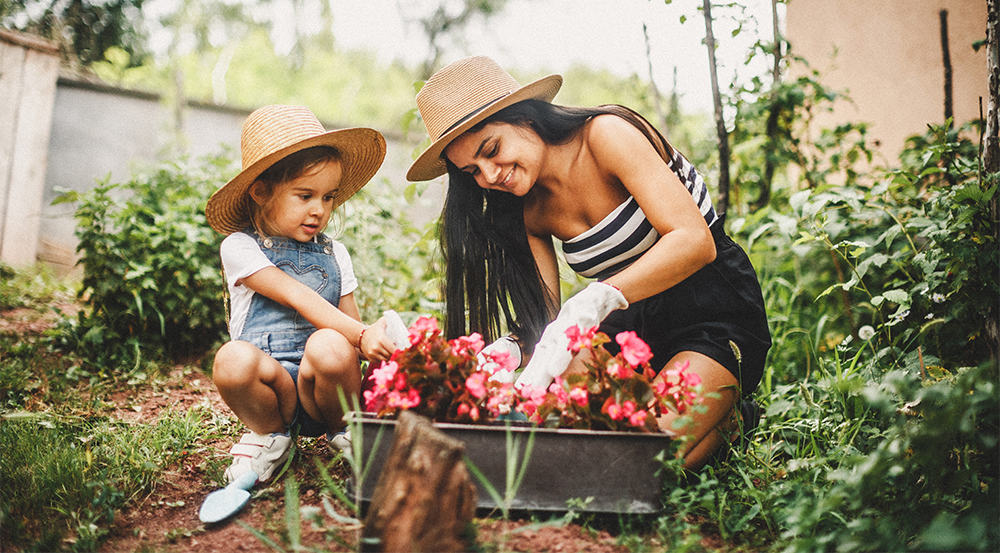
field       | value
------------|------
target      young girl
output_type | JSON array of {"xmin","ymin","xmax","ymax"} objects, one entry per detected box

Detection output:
[
  {"xmin": 407, "ymin": 56, "xmax": 771, "ymax": 470},
  {"xmin": 205, "ymin": 104, "xmax": 399, "ymax": 485}
]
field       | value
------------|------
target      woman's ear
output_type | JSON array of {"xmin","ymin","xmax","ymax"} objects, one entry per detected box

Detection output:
[{"xmin": 249, "ymin": 181, "xmax": 268, "ymax": 206}]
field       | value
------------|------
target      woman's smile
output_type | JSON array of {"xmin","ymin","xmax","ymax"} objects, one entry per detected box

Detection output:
[{"xmin": 444, "ymin": 122, "xmax": 544, "ymax": 196}]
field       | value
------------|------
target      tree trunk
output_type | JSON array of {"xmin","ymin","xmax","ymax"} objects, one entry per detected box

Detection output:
[
  {"xmin": 702, "ymin": 0, "xmax": 731, "ymax": 217},
  {"xmin": 940, "ymin": 10, "xmax": 954, "ymax": 126},
  {"xmin": 754, "ymin": 0, "xmax": 783, "ymax": 210},
  {"xmin": 362, "ymin": 411, "xmax": 476, "ymax": 553},
  {"xmin": 983, "ymin": 0, "xmax": 1000, "ymax": 363},
  {"xmin": 986, "ymin": 0, "xmax": 1000, "ymax": 173}
]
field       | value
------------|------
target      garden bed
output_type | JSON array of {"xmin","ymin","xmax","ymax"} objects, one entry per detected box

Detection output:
[{"xmin": 352, "ymin": 413, "xmax": 675, "ymax": 513}]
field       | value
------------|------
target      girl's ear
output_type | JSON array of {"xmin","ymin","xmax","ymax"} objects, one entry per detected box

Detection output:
[{"xmin": 249, "ymin": 181, "xmax": 268, "ymax": 206}]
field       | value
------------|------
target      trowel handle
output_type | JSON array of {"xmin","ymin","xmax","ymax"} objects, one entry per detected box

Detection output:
[{"xmin": 383, "ymin": 310, "xmax": 410, "ymax": 350}]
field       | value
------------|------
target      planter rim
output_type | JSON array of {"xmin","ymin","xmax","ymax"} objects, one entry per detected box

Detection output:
[{"xmin": 347, "ymin": 411, "xmax": 677, "ymax": 439}]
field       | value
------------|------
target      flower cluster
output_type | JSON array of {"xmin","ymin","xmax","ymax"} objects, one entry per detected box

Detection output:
[
  {"xmin": 363, "ymin": 317, "xmax": 702, "ymax": 433},
  {"xmin": 515, "ymin": 326, "xmax": 701, "ymax": 432},
  {"xmin": 362, "ymin": 316, "xmax": 518, "ymax": 423}
]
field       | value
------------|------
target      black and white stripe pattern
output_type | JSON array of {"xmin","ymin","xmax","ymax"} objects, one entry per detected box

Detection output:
[{"xmin": 562, "ymin": 150, "xmax": 717, "ymax": 280}]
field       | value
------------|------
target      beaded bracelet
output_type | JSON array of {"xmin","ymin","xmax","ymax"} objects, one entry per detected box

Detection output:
[{"xmin": 357, "ymin": 325, "xmax": 370, "ymax": 348}]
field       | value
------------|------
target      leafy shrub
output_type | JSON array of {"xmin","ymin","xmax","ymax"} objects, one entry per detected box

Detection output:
[
  {"xmin": 53, "ymin": 154, "xmax": 236, "ymax": 371},
  {"xmin": 337, "ymin": 176, "xmax": 442, "ymax": 322}
]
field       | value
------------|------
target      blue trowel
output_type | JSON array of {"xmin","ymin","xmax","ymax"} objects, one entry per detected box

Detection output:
[{"xmin": 198, "ymin": 470, "xmax": 258, "ymax": 523}]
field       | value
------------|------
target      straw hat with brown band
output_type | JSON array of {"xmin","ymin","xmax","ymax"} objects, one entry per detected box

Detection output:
[
  {"xmin": 406, "ymin": 56, "xmax": 562, "ymax": 182},
  {"xmin": 206, "ymin": 104, "xmax": 386, "ymax": 235}
]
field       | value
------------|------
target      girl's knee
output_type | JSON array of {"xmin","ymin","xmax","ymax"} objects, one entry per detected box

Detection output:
[
  {"xmin": 303, "ymin": 329, "xmax": 358, "ymax": 375},
  {"xmin": 212, "ymin": 341, "xmax": 273, "ymax": 387}
]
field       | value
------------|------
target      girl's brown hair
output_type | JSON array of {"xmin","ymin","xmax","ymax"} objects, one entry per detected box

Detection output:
[{"xmin": 249, "ymin": 146, "xmax": 341, "ymax": 236}]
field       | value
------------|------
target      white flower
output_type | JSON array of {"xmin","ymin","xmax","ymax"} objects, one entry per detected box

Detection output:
[
  {"xmin": 931, "ymin": 293, "xmax": 945, "ymax": 304},
  {"xmin": 858, "ymin": 325, "xmax": 876, "ymax": 340},
  {"xmin": 889, "ymin": 309, "xmax": 911, "ymax": 325}
]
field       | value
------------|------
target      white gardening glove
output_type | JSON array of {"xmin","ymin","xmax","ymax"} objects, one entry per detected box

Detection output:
[
  {"xmin": 476, "ymin": 336, "xmax": 522, "ymax": 383},
  {"xmin": 515, "ymin": 281, "xmax": 628, "ymax": 391},
  {"xmin": 383, "ymin": 310, "xmax": 411, "ymax": 350}
]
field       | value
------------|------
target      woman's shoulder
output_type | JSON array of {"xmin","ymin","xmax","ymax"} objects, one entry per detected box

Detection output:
[{"xmin": 584, "ymin": 111, "xmax": 649, "ymax": 146}]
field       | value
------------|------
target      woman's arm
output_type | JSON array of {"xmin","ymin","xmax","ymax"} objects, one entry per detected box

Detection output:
[
  {"xmin": 527, "ymin": 231, "xmax": 561, "ymax": 320},
  {"xmin": 585, "ymin": 114, "xmax": 716, "ymax": 303}
]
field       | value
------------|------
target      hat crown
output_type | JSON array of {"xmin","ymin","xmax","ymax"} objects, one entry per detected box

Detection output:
[
  {"xmin": 416, "ymin": 56, "xmax": 521, "ymax": 141},
  {"xmin": 240, "ymin": 105, "xmax": 327, "ymax": 170}
]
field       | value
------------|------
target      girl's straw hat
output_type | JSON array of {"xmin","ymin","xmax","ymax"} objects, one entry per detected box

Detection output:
[
  {"xmin": 406, "ymin": 56, "xmax": 562, "ymax": 181},
  {"xmin": 206, "ymin": 104, "xmax": 386, "ymax": 234}
]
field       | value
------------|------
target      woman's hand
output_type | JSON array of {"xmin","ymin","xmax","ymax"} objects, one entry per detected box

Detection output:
[{"xmin": 515, "ymin": 281, "xmax": 627, "ymax": 391}]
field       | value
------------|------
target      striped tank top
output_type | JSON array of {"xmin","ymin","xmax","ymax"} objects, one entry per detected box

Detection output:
[{"xmin": 562, "ymin": 149, "xmax": 718, "ymax": 280}]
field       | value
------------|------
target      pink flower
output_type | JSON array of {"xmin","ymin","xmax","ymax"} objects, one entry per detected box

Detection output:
[
  {"xmin": 565, "ymin": 325, "xmax": 598, "ymax": 353},
  {"xmin": 568, "ymin": 386, "xmax": 588, "ymax": 407},
  {"xmin": 486, "ymin": 383, "xmax": 515, "ymax": 416},
  {"xmin": 465, "ymin": 371, "xmax": 488, "ymax": 399},
  {"xmin": 603, "ymin": 398, "xmax": 624, "ymax": 420},
  {"xmin": 548, "ymin": 377, "xmax": 569, "ymax": 406},
  {"xmin": 628, "ymin": 409, "xmax": 648, "ymax": 428},
  {"xmin": 606, "ymin": 358, "xmax": 632, "ymax": 379},
  {"xmin": 479, "ymin": 348, "xmax": 518, "ymax": 376},
  {"xmin": 456, "ymin": 402, "xmax": 480, "ymax": 421},
  {"xmin": 363, "ymin": 388, "xmax": 386, "ymax": 412},
  {"xmin": 516, "ymin": 385, "xmax": 547, "ymax": 418},
  {"xmin": 621, "ymin": 400, "xmax": 637, "ymax": 418},
  {"xmin": 616, "ymin": 331, "xmax": 653, "ymax": 367},
  {"xmin": 450, "ymin": 332, "xmax": 485, "ymax": 355},
  {"xmin": 387, "ymin": 388, "xmax": 421, "ymax": 409},
  {"xmin": 370, "ymin": 361, "xmax": 399, "ymax": 390},
  {"xmin": 408, "ymin": 316, "xmax": 440, "ymax": 344}
]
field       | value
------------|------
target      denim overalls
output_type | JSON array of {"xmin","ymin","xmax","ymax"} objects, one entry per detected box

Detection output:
[{"xmin": 238, "ymin": 230, "xmax": 342, "ymax": 436}]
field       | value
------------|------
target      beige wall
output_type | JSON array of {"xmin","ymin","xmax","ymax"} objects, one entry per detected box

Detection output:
[
  {"xmin": 0, "ymin": 30, "xmax": 60, "ymax": 267},
  {"xmin": 786, "ymin": 0, "xmax": 987, "ymax": 161}
]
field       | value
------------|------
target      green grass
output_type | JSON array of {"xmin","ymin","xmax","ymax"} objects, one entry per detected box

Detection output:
[{"xmin": 0, "ymin": 408, "xmax": 212, "ymax": 551}]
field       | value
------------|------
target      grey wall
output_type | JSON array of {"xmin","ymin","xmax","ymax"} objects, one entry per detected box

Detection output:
[{"xmin": 39, "ymin": 78, "xmax": 438, "ymax": 269}]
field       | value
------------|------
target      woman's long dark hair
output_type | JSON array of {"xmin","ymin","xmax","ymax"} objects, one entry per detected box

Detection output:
[{"xmin": 440, "ymin": 100, "xmax": 676, "ymax": 349}]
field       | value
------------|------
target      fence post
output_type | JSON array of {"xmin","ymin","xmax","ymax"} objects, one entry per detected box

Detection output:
[{"xmin": 0, "ymin": 29, "xmax": 59, "ymax": 267}]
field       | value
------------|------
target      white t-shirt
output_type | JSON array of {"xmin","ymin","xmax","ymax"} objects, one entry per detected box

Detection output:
[{"xmin": 220, "ymin": 232, "xmax": 358, "ymax": 339}]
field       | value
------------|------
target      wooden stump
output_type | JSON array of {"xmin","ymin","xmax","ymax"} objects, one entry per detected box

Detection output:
[{"xmin": 362, "ymin": 411, "xmax": 477, "ymax": 552}]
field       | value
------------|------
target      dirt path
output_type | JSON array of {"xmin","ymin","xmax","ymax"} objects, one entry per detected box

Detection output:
[{"xmin": 95, "ymin": 367, "xmax": 629, "ymax": 553}]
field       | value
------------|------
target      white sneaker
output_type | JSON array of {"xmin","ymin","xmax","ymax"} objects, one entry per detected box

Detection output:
[
  {"xmin": 224, "ymin": 431, "xmax": 292, "ymax": 485},
  {"xmin": 327, "ymin": 429, "xmax": 352, "ymax": 457}
]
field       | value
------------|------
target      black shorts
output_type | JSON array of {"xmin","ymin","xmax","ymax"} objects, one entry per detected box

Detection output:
[{"xmin": 599, "ymin": 225, "xmax": 771, "ymax": 396}]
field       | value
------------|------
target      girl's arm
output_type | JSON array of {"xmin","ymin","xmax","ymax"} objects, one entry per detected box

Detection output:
[
  {"xmin": 240, "ymin": 267, "xmax": 394, "ymax": 359},
  {"xmin": 586, "ymin": 114, "xmax": 716, "ymax": 303}
]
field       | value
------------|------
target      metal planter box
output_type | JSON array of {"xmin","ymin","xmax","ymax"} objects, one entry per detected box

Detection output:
[{"xmin": 352, "ymin": 414, "xmax": 673, "ymax": 513}]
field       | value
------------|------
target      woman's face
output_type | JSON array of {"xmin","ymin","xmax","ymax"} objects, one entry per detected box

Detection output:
[{"xmin": 444, "ymin": 122, "xmax": 544, "ymax": 196}]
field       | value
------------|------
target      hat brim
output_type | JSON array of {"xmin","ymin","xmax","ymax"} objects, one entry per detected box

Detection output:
[
  {"xmin": 206, "ymin": 128, "xmax": 386, "ymax": 235},
  {"xmin": 406, "ymin": 74, "xmax": 562, "ymax": 182}
]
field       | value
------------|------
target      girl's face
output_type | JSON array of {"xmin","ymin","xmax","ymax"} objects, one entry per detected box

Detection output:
[
  {"xmin": 444, "ymin": 122, "xmax": 544, "ymax": 196},
  {"xmin": 252, "ymin": 159, "xmax": 343, "ymax": 242}
]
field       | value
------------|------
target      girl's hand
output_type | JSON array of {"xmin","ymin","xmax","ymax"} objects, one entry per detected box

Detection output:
[{"xmin": 359, "ymin": 318, "xmax": 400, "ymax": 362}]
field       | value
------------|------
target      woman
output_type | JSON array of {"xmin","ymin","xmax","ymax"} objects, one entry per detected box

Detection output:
[{"xmin": 407, "ymin": 56, "xmax": 771, "ymax": 469}]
